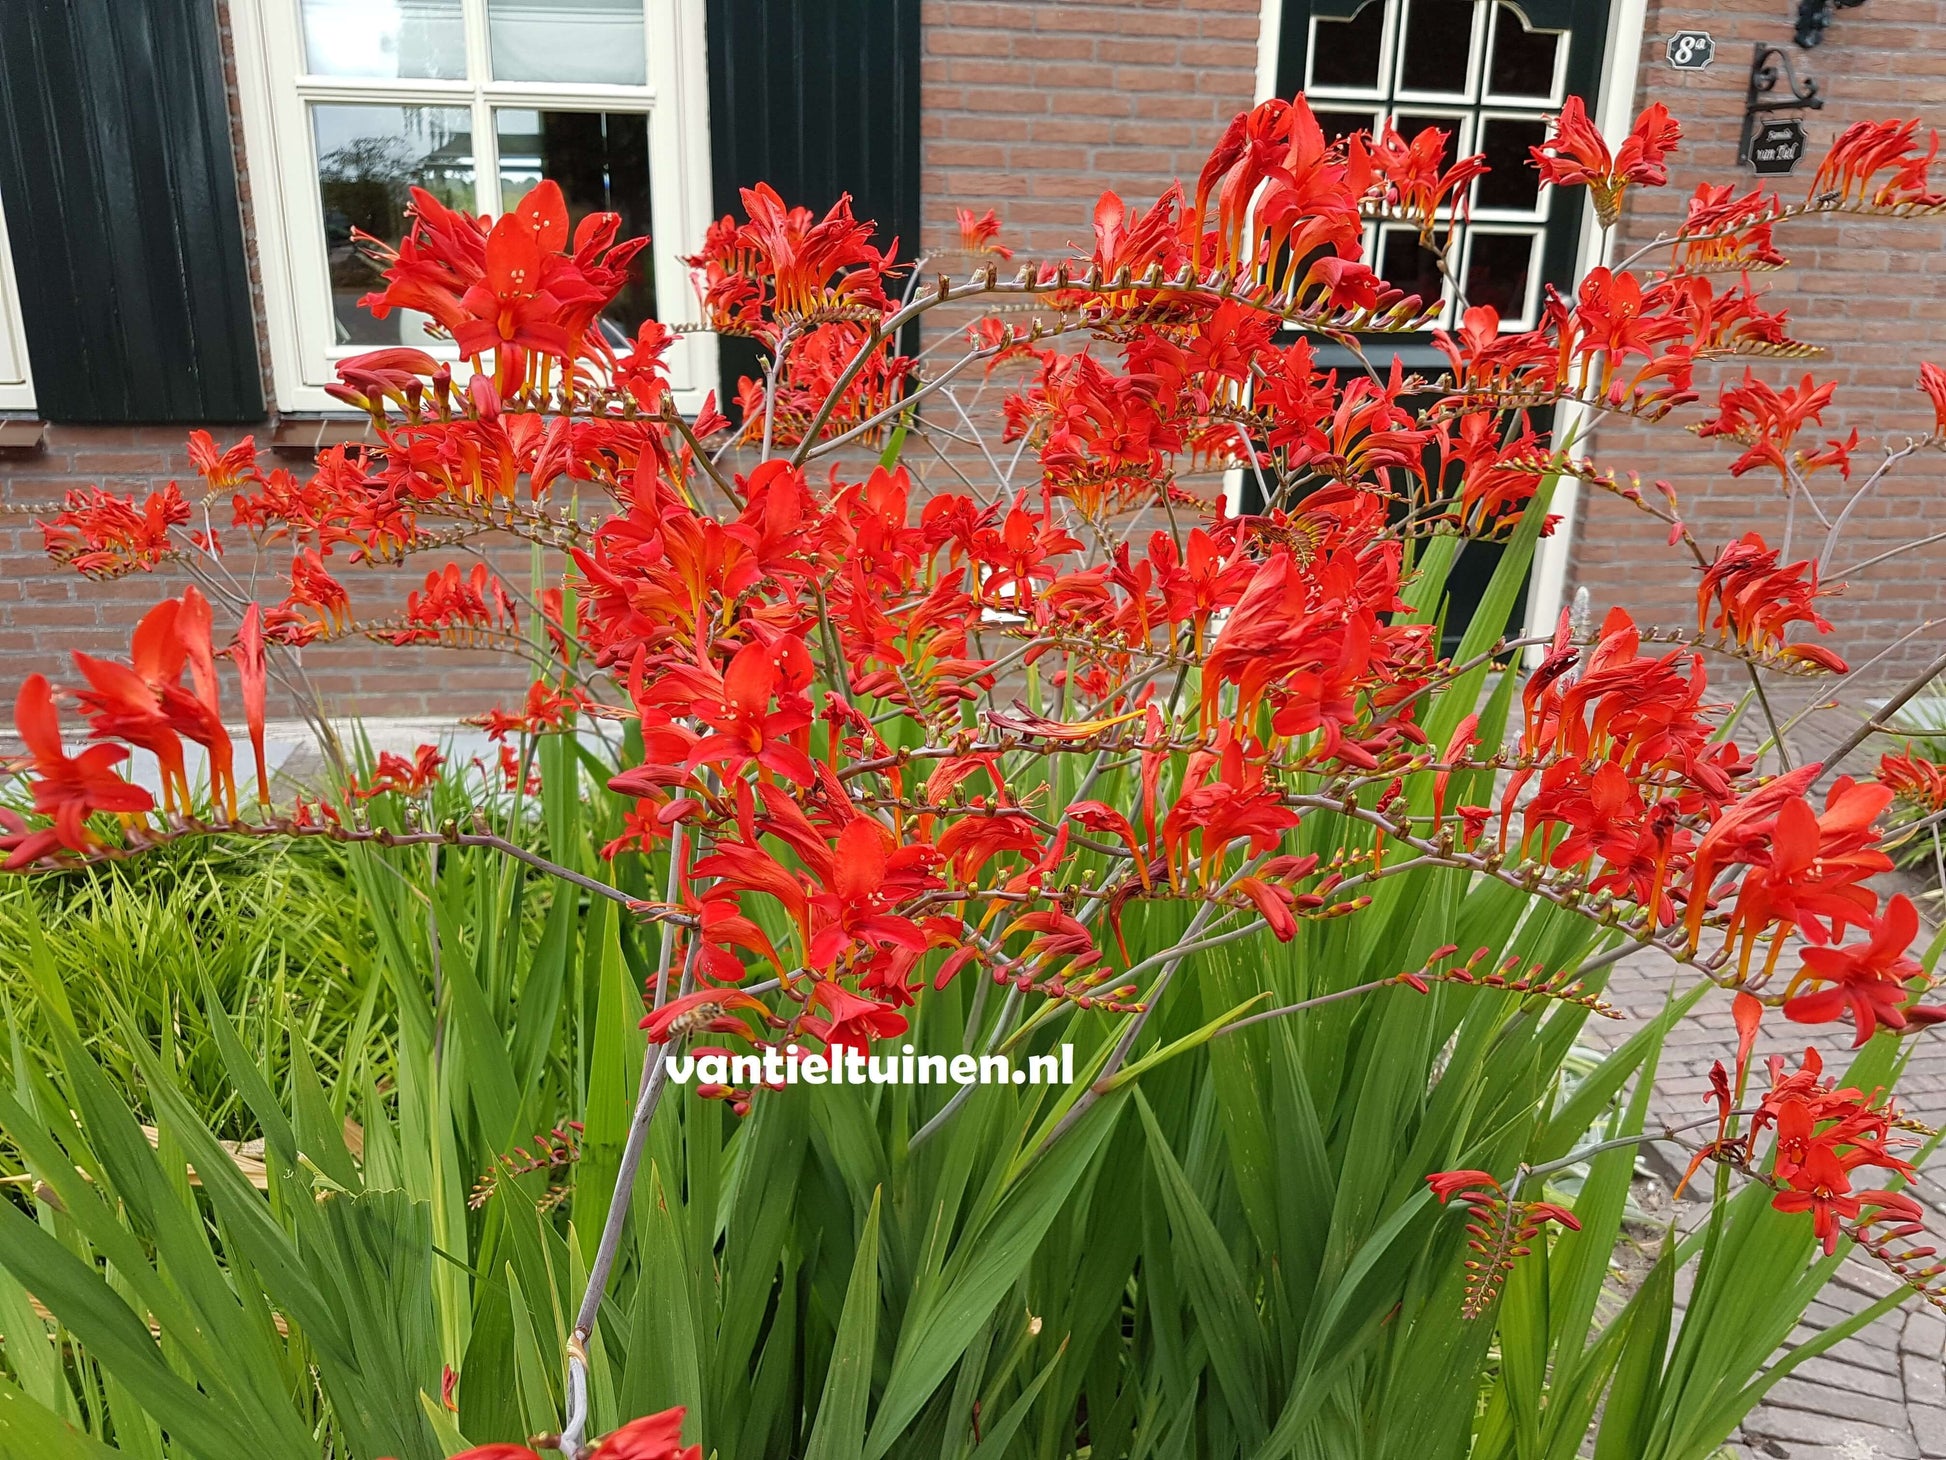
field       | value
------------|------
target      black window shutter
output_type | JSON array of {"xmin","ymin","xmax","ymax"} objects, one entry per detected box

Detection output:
[
  {"xmin": 0, "ymin": 0, "xmax": 263, "ymax": 424},
  {"xmin": 704, "ymin": 0, "xmax": 922, "ymax": 416}
]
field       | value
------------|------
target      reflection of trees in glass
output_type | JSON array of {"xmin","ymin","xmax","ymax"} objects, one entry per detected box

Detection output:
[{"xmin": 318, "ymin": 116, "xmax": 471, "ymax": 296}]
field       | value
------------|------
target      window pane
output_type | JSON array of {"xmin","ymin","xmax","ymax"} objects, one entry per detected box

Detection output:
[
  {"xmin": 497, "ymin": 109, "xmax": 657, "ymax": 336},
  {"xmin": 1314, "ymin": 108, "xmax": 1379, "ymax": 144},
  {"xmin": 1391, "ymin": 112, "xmax": 1467, "ymax": 156},
  {"xmin": 1309, "ymin": 2, "xmax": 1387, "ymax": 91},
  {"xmin": 1464, "ymin": 231, "xmax": 1538, "ymax": 321},
  {"xmin": 1487, "ymin": 4, "xmax": 1560, "ymax": 98},
  {"xmin": 313, "ymin": 105, "xmax": 475, "ymax": 346},
  {"xmin": 1475, "ymin": 116, "xmax": 1547, "ymax": 210},
  {"xmin": 1399, "ymin": 0, "xmax": 1476, "ymax": 95},
  {"xmin": 300, "ymin": 0, "xmax": 466, "ymax": 80},
  {"xmin": 488, "ymin": 0, "xmax": 648, "ymax": 85},
  {"xmin": 1377, "ymin": 226, "xmax": 1444, "ymax": 311}
]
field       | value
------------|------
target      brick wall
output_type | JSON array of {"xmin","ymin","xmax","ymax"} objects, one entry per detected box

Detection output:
[
  {"xmin": 0, "ymin": 426, "xmax": 541, "ymax": 719},
  {"xmin": 918, "ymin": 0, "xmax": 1264, "ymax": 257},
  {"xmin": 1575, "ymin": 0, "xmax": 1946, "ymax": 689}
]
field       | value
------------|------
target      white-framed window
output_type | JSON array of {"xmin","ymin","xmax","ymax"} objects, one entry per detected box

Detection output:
[
  {"xmin": 229, "ymin": 0, "xmax": 717, "ymax": 415},
  {"xmin": 1299, "ymin": 0, "xmax": 1575, "ymax": 331},
  {"xmin": 0, "ymin": 190, "xmax": 34, "ymax": 412}
]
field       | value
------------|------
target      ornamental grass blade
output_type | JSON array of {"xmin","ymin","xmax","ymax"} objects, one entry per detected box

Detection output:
[
  {"xmin": 0, "ymin": 1372, "xmax": 126, "ymax": 1460},
  {"xmin": 1539, "ymin": 1005, "xmax": 1669, "ymax": 1439},
  {"xmin": 0, "ymin": 1195, "xmax": 264, "ymax": 1458},
  {"xmin": 863, "ymin": 1091, "xmax": 1127, "ymax": 1460},
  {"xmin": 965, "ymin": 1334, "xmax": 1067, "ymax": 1460},
  {"xmin": 1591, "ymin": 1236, "xmax": 1676, "ymax": 1460},
  {"xmin": 804, "ymin": 1188, "xmax": 883, "ymax": 1460},
  {"xmin": 1134, "ymin": 1088, "xmax": 1269, "ymax": 1445},
  {"xmin": 0, "ymin": 1264, "xmax": 61, "ymax": 1416},
  {"xmin": 617, "ymin": 1162, "xmax": 705, "ymax": 1432}
]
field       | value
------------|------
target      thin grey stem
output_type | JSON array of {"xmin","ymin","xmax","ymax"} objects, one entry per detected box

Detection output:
[
  {"xmin": 560, "ymin": 940, "xmax": 699, "ymax": 1456},
  {"xmin": 1814, "ymin": 646, "xmax": 1946, "ymax": 788},
  {"xmin": 1215, "ymin": 974, "xmax": 1402, "ymax": 1037},
  {"xmin": 1745, "ymin": 661, "xmax": 1793, "ymax": 774},
  {"xmin": 1836, "ymin": 531, "xmax": 1946, "ymax": 579},
  {"xmin": 1818, "ymin": 443, "xmax": 1919, "ymax": 576},
  {"xmin": 759, "ymin": 328, "xmax": 795, "ymax": 461}
]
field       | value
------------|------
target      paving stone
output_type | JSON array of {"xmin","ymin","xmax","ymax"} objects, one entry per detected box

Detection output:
[
  {"xmin": 1910, "ymin": 1403, "xmax": 1946, "ymax": 1458},
  {"xmin": 1905, "ymin": 1351, "xmax": 1946, "ymax": 1408},
  {"xmin": 1793, "ymin": 1353, "xmax": 1907, "ymax": 1403},
  {"xmin": 1741, "ymin": 1410, "xmax": 1919, "ymax": 1457},
  {"xmin": 1906, "ymin": 1310, "xmax": 1946, "ymax": 1358},
  {"xmin": 1770, "ymin": 1376, "xmax": 1913, "ymax": 1426}
]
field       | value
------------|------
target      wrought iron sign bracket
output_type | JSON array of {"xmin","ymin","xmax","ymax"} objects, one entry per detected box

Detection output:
[{"xmin": 1739, "ymin": 43, "xmax": 1823, "ymax": 165}]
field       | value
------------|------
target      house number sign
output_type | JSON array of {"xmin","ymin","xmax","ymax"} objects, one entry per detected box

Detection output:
[{"xmin": 1666, "ymin": 31, "xmax": 1715, "ymax": 69}]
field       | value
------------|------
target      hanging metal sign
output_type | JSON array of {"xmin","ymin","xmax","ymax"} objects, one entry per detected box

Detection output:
[{"xmin": 1749, "ymin": 118, "xmax": 1809, "ymax": 175}]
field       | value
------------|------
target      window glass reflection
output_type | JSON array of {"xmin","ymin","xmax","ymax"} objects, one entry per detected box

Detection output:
[
  {"xmin": 300, "ymin": 0, "xmax": 466, "ymax": 80},
  {"xmin": 313, "ymin": 104, "xmax": 475, "ymax": 345},
  {"xmin": 488, "ymin": 0, "xmax": 648, "ymax": 85},
  {"xmin": 1464, "ymin": 230, "xmax": 1538, "ymax": 321}
]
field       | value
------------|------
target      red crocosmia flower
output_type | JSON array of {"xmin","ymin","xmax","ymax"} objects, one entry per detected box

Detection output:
[
  {"xmin": 664, "ymin": 637, "xmax": 817, "ymax": 787},
  {"xmin": 1810, "ymin": 118, "xmax": 1946, "ymax": 208},
  {"xmin": 1920, "ymin": 361, "xmax": 1946, "ymax": 438},
  {"xmin": 1732, "ymin": 989, "xmax": 1765, "ymax": 1087},
  {"xmin": 1351, "ymin": 121, "xmax": 1489, "ymax": 243},
  {"xmin": 1531, "ymin": 97, "xmax": 1681, "ymax": 226},
  {"xmin": 640, "ymin": 989, "xmax": 771, "ymax": 1043},
  {"xmin": 231, "ymin": 603, "xmax": 270, "ymax": 805},
  {"xmin": 284, "ymin": 550, "xmax": 353, "ymax": 637},
  {"xmin": 1233, "ymin": 874, "xmax": 1300, "ymax": 941},
  {"xmin": 1770, "ymin": 1142, "xmax": 1869, "ymax": 1255},
  {"xmin": 453, "ymin": 182, "xmax": 584, "ymax": 367},
  {"xmin": 3, "ymin": 674, "xmax": 154, "ymax": 868},
  {"xmin": 429, "ymin": 1406, "xmax": 701, "ymax": 1460},
  {"xmin": 593, "ymin": 1406, "xmax": 704, "ymax": 1460},
  {"xmin": 171, "ymin": 586, "xmax": 239, "ymax": 819},
  {"xmin": 41, "ymin": 483, "xmax": 191, "ymax": 577},
  {"xmin": 1067, "ymin": 800, "xmax": 1151, "ymax": 889},
  {"xmin": 936, "ymin": 811, "xmax": 1044, "ymax": 884},
  {"xmin": 800, "ymin": 979, "xmax": 910, "ymax": 1059},
  {"xmin": 806, "ymin": 816, "xmax": 942, "ymax": 970},
  {"xmin": 1696, "ymin": 532, "xmax": 1843, "ymax": 671},
  {"xmin": 1880, "ymin": 746, "xmax": 1946, "ymax": 812},
  {"xmin": 70, "ymin": 601, "xmax": 192, "ymax": 813},
  {"xmin": 186, "ymin": 429, "xmax": 260, "ymax": 492},
  {"xmin": 1694, "ymin": 370, "xmax": 1842, "ymax": 485},
  {"xmin": 1426, "ymin": 1169, "xmax": 1501, "ymax": 1203},
  {"xmin": 1715, "ymin": 779, "xmax": 1893, "ymax": 973},
  {"xmin": 1426, "ymin": 1167, "xmax": 1581, "ymax": 1316},
  {"xmin": 69, "ymin": 589, "xmax": 236, "ymax": 818},
  {"xmin": 955, "ymin": 206, "xmax": 1012, "ymax": 259},
  {"xmin": 354, "ymin": 744, "xmax": 446, "ymax": 798},
  {"xmin": 1784, "ymin": 893, "xmax": 1938, "ymax": 1045}
]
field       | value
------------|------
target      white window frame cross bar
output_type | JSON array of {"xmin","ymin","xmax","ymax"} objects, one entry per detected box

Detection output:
[{"xmin": 230, "ymin": 0, "xmax": 716, "ymax": 415}]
